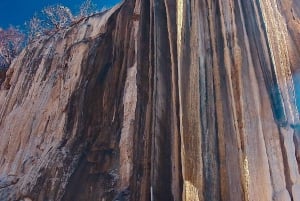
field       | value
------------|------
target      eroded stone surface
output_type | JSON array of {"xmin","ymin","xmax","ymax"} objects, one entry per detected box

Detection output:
[{"xmin": 0, "ymin": 0, "xmax": 300, "ymax": 200}]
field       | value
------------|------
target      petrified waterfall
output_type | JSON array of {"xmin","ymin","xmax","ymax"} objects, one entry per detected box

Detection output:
[{"xmin": 1, "ymin": 0, "xmax": 300, "ymax": 200}]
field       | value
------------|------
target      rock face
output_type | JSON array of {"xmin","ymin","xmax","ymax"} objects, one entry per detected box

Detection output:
[{"xmin": 0, "ymin": 0, "xmax": 300, "ymax": 200}]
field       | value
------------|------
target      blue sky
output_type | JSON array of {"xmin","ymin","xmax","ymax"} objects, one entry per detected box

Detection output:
[{"xmin": 0, "ymin": 0, "xmax": 120, "ymax": 29}]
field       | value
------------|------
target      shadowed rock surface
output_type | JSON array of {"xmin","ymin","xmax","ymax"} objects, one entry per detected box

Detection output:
[{"xmin": 0, "ymin": 0, "xmax": 300, "ymax": 200}]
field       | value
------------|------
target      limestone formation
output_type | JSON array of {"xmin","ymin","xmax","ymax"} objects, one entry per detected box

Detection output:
[{"xmin": 0, "ymin": 0, "xmax": 300, "ymax": 200}]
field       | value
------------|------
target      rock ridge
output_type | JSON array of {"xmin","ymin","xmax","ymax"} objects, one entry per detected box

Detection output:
[{"xmin": 0, "ymin": 0, "xmax": 300, "ymax": 200}]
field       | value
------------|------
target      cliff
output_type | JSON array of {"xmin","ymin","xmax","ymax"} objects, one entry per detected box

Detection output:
[{"xmin": 0, "ymin": 0, "xmax": 300, "ymax": 200}]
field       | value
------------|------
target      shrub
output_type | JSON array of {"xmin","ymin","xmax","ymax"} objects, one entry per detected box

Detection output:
[
  {"xmin": 0, "ymin": 27, "xmax": 25, "ymax": 68},
  {"xmin": 27, "ymin": 5, "xmax": 74, "ymax": 41},
  {"xmin": 79, "ymin": 0, "xmax": 98, "ymax": 17}
]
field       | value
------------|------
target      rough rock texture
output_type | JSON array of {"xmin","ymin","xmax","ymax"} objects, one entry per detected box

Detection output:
[{"xmin": 0, "ymin": 0, "xmax": 300, "ymax": 200}]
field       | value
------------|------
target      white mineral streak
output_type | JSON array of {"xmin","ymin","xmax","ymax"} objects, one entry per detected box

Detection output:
[
  {"xmin": 119, "ymin": 61, "xmax": 137, "ymax": 188},
  {"xmin": 176, "ymin": 0, "xmax": 185, "ymax": 183},
  {"xmin": 119, "ymin": 17, "xmax": 139, "ymax": 188},
  {"xmin": 176, "ymin": 1, "xmax": 193, "ymax": 200}
]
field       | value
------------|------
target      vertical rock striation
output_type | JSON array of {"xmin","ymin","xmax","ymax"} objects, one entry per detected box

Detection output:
[{"xmin": 0, "ymin": 0, "xmax": 300, "ymax": 200}]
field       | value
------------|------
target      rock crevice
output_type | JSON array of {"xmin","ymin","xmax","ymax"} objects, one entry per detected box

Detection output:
[{"xmin": 0, "ymin": 0, "xmax": 300, "ymax": 200}]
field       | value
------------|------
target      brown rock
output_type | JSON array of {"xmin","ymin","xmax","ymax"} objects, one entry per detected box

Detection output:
[{"xmin": 0, "ymin": 0, "xmax": 300, "ymax": 200}]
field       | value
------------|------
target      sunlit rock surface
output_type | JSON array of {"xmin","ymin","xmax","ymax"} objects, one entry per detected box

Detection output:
[{"xmin": 0, "ymin": 0, "xmax": 300, "ymax": 200}]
